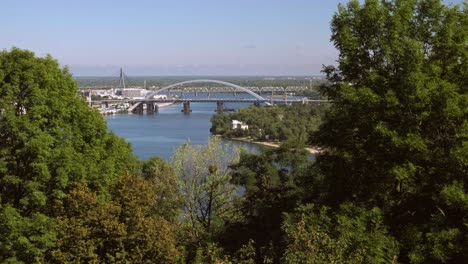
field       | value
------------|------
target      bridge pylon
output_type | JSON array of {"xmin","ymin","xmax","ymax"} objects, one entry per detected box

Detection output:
[
  {"xmin": 146, "ymin": 102, "xmax": 156, "ymax": 114},
  {"xmin": 132, "ymin": 103, "xmax": 144, "ymax": 114},
  {"xmin": 216, "ymin": 101, "xmax": 224, "ymax": 113},
  {"xmin": 181, "ymin": 101, "xmax": 192, "ymax": 114}
]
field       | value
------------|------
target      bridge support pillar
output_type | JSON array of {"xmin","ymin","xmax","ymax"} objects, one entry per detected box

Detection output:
[
  {"xmin": 182, "ymin": 101, "xmax": 191, "ymax": 114},
  {"xmin": 146, "ymin": 102, "xmax": 155, "ymax": 115},
  {"xmin": 216, "ymin": 101, "xmax": 224, "ymax": 113},
  {"xmin": 132, "ymin": 103, "xmax": 144, "ymax": 115}
]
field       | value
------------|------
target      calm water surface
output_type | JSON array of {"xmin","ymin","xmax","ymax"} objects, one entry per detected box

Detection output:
[{"xmin": 106, "ymin": 98, "xmax": 260, "ymax": 160}]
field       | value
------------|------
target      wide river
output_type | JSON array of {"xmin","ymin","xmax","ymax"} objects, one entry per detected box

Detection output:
[{"xmin": 105, "ymin": 94, "xmax": 261, "ymax": 160}]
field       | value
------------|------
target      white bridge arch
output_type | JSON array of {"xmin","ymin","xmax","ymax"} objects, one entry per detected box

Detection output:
[{"xmin": 145, "ymin": 79, "xmax": 268, "ymax": 101}]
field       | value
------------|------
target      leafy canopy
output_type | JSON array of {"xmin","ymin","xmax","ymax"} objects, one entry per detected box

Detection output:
[
  {"xmin": 0, "ymin": 48, "xmax": 135, "ymax": 263},
  {"xmin": 316, "ymin": 0, "xmax": 467, "ymax": 262}
]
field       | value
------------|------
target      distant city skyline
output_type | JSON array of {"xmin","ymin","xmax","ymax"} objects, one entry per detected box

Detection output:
[{"xmin": 1, "ymin": 0, "xmax": 465, "ymax": 76}]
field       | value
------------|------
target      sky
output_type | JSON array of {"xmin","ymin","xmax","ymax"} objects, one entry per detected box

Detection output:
[{"xmin": 1, "ymin": 0, "xmax": 465, "ymax": 76}]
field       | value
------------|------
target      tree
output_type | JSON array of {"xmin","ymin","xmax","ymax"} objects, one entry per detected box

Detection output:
[
  {"xmin": 282, "ymin": 203, "xmax": 399, "ymax": 264},
  {"xmin": 171, "ymin": 136, "xmax": 240, "ymax": 259},
  {"xmin": 210, "ymin": 103, "xmax": 327, "ymax": 143},
  {"xmin": 0, "ymin": 205, "xmax": 56, "ymax": 263},
  {"xmin": 50, "ymin": 175, "xmax": 180, "ymax": 263},
  {"xmin": 142, "ymin": 157, "xmax": 181, "ymax": 221},
  {"xmin": 315, "ymin": 0, "xmax": 467, "ymax": 262},
  {"xmin": 221, "ymin": 145, "xmax": 311, "ymax": 263},
  {"xmin": 0, "ymin": 48, "xmax": 136, "ymax": 262},
  {"xmin": 210, "ymin": 114, "xmax": 231, "ymax": 135}
]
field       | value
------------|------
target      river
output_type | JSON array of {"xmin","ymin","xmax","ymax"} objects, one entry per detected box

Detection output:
[{"xmin": 105, "ymin": 94, "xmax": 261, "ymax": 160}]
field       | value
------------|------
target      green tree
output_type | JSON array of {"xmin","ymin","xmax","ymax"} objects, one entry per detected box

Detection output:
[
  {"xmin": 0, "ymin": 205, "xmax": 56, "ymax": 263},
  {"xmin": 222, "ymin": 145, "xmax": 311, "ymax": 263},
  {"xmin": 316, "ymin": 0, "xmax": 467, "ymax": 262},
  {"xmin": 282, "ymin": 203, "xmax": 399, "ymax": 264},
  {"xmin": 171, "ymin": 137, "xmax": 240, "ymax": 260},
  {"xmin": 50, "ymin": 175, "xmax": 180, "ymax": 263},
  {"xmin": 0, "ymin": 48, "xmax": 135, "ymax": 262},
  {"xmin": 210, "ymin": 103, "xmax": 327, "ymax": 144},
  {"xmin": 210, "ymin": 114, "xmax": 231, "ymax": 135},
  {"xmin": 142, "ymin": 156, "xmax": 181, "ymax": 221}
]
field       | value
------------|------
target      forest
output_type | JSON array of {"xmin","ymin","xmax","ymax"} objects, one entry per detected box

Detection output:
[
  {"xmin": 0, "ymin": 0, "xmax": 466, "ymax": 263},
  {"xmin": 210, "ymin": 103, "xmax": 328, "ymax": 144}
]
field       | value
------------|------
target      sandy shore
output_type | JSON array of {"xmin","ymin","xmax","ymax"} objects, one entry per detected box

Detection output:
[{"xmin": 227, "ymin": 136, "xmax": 322, "ymax": 155}]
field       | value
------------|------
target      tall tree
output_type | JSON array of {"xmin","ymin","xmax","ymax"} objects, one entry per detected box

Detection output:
[
  {"xmin": 0, "ymin": 48, "xmax": 136, "ymax": 262},
  {"xmin": 315, "ymin": 0, "xmax": 467, "ymax": 262},
  {"xmin": 221, "ymin": 145, "xmax": 311, "ymax": 263},
  {"xmin": 171, "ymin": 137, "xmax": 240, "ymax": 259},
  {"xmin": 142, "ymin": 157, "xmax": 181, "ymax": 221}
]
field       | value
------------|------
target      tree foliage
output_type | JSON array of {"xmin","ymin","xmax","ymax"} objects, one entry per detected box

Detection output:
[
  {"xmin": 211, "ymin": 103, "xmax": 327, "ymax": 144},
  {"xmin": 315, "ymin": 0, "xmax": 467, "ymax": 262},
  {"xmin": 171, "ymin": 137, "xmax": 241, "ymax": 260},
  {"xmin": 142, "ymin": 156, "xmax": 181, "ymax": 221},
  {"xmin": 50, "ymin": 175, "xmax": 180, "ymax": 263},
  {"xmin": 282, "ymin": 204, "xmax": 399, "ymax": 264},
  {"xmin": 0, "ymin": 205, "xmax": 55, "ymax": 263},
  {"xmin": 220, "ymin": 146, "xmax": 312, "ymax": 263},
  {"xmin": 0, "ymin": 48, "xmax": 136, "ymax": 262}
]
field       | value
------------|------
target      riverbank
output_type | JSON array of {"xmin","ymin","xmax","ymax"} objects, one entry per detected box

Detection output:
[{"xmin": 226, "ymin": 136, "xmax": 322, "ymax": 155}]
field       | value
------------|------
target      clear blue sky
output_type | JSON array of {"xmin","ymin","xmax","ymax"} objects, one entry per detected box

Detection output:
[{"xmin": 1, "ymin": 0, "xmax": 464, "ymax": 76}]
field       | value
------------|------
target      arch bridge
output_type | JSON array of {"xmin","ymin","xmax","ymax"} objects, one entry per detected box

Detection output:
[
  {"xmin": 129, "ymin": 79, "xmax": 272, "ymax": 113},
  {"xmin": 146, "ymin": 79, "xmax": 268, "ymax": 101}
]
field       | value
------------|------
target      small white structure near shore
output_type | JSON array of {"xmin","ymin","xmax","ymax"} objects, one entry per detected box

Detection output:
[{"xmin": 232, "ymin": 120, "xmax": 248, "ymax": 130}]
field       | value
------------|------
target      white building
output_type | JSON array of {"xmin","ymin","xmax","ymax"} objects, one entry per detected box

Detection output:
[
  {"xmin": 120, "ymin": 88, "xmax": 147, "ymax": 98},
  {"xmin": 150, "ymin": 94, "xmax": 167, "ymax": 99},
  {"xmin": 91, "ymin": 89, "xmax": 114, "ymax": 97},
  {"xmin": 232, "ymin": 120, "xmax": 249, "ymax": 130}
]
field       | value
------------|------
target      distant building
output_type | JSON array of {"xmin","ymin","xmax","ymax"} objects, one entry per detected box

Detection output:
[
  {"xmin": 150, "ymin": 94, "xmax": 167, "ymax": 99},
  {"xmin": 91, "ymin": 89, "xmax": 113, "ymax": 97},
  {"xmin": 119, "ymin": 88, "xmax": 147, "ymax": 98},
  {"xmin": 232, "ymin": 120, "xmax": 249, "ymax": 130}
]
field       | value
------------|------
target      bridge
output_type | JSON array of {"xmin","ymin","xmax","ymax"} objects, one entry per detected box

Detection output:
[
  {"xmin": 98, "ymin": 98, "xmax": 328, "ymax": 104},
  {"xmin": 146, "ymin": 79, "xmax": 270, "ymax": 100},
  {"xmin": 94, "ymin": 79, "xmax": 327, "ymax": 114},
  {"xmin": 97, "ymin": 98, "xmax": 328, "ymax": 114},
  {"xmin": 80, "ymin": 85, "xmax": 312, "ymax": 93}
]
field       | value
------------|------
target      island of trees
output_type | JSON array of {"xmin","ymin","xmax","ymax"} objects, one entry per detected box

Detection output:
[{"xmin": 0, "ymin": 0, "xmax": 466, "ymax": 263}]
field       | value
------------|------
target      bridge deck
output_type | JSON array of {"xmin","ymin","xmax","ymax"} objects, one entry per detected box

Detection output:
[{"xmin": 92, "ymin": 98, "xmax": 329, "ymax": 103}]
